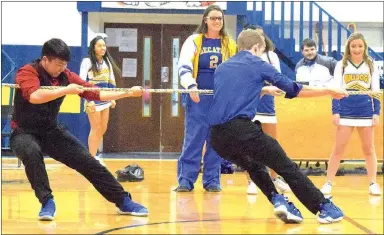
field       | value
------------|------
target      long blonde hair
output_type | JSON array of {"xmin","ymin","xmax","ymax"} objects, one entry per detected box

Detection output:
[{"xmin": 342, "ymin": 32, "xmax": 373, "ymax": 75}]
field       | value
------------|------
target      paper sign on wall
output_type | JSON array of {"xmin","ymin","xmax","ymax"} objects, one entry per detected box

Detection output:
[
  {"xmin": 119, "ymin": 29, "xmax": 137, "ymax": 52},
  {"xmin": 105, "ymin": 28, "xmax": 137, "ymax": 52},
  {"xmin": 122, "ymin": 58, "xmax": 137, "ymax": 78}
]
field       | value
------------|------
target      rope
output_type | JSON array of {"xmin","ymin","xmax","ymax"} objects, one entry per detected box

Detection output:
[
  {"xmin": 0, "ymin": 83, "xmax": 213, "ymax": 94},
  {"xmin": 1, "ymin": 83, "xmax": 383, "ymax": 95}
]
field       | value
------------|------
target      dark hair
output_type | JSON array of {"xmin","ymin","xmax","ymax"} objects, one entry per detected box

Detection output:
[
  {"xmin": 243, "ymin": 24, "xmax": 275, "ymax": 63},
  {"xmin": 88, "ymin": 36, "xmax": 121, "ymax": 79},
  {"xmin": 195, "ymin": 5, "xmax": 231, "ymax": 59},
  {"xmin": 243, "ymin": 24, "xmax": 275, "ymax": 52},
  {"xmin": 243, "ymin": 24, "xmax": 262, "ymax": 31},
  {"xmin": 41, "ymin": 38, "xmax": 71, "ymax": 61},
  {"xmin": 300, "ymin": 38, "xmax": 317, "ymax": 50},
  {"xmin": 195, "ymin": 5, "xmax": 227, "ymax": 36}
]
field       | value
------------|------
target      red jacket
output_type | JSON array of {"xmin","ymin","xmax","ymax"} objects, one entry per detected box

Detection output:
[{"xmin": 12, "ymin": 60, "xmax": 101, "ymax": 130}]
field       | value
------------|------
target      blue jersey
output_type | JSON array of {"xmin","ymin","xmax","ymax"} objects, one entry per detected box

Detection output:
[
  {"xmin": 209, "ymin": 51, "xmax": 303, "ymax": 125},
  {"xmin": 257, "ymin": 51, "xmax": 281, "ymax": 116},
  {"xmin": 196, "ymin": 37, "xmax": 222, "ymax": 90},
  {"xmin": 332, "ymin": 60, "xmax": 381, "ymax": 118}
]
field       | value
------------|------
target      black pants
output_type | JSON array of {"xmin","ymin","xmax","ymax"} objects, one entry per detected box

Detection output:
[
  {"xmin": 210, "ymin": 117, "xmax": 326, "ymax": 214},
  {"xmin": 10, "ymin": 126, "xmax": 129, "ymax": 207}
]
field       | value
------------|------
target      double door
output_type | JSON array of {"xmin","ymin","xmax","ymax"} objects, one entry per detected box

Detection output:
[{"xmin": 103, "ymin": 23, "xmax": 197, "ymax": 152}]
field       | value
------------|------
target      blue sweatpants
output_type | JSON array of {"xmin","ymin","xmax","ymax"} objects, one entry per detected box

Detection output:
[{"xmin": 177, "ymin": 95, "xmax": 221, "ymax": 190}]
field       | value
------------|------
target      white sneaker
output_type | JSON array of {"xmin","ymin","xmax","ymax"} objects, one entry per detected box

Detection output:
[
  {"xmin": 273, "ymin": 177, "xmax": 291, "ymax": 193},
  {"xmin": 321, "ymin": 182, "xmax": 332, "ymax": 195},
  {"xmin": 95, "ymin": 156, "xmax": 106, "ymax": 167},
  {"xmin": 247, "ymin": 181, "xmax": 258, "ymax": 195},
  {"xmin": 369, "ymin": 183, "xmax": 382, "ymax": 196}
]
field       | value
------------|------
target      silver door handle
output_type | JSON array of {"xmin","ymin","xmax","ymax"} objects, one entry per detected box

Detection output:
[{"xmin": 161, "ymin": 67, "xmax": 169, "ymax": 83}]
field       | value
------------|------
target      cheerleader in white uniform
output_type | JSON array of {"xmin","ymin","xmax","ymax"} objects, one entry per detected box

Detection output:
[
  {"xmin": 79, "ymin": 35, "xmax": 121, "ymax": 166},
  {"xmin": 244, "ymin": 25, "xmax": 291, "ymax": 195},
  {"xmin": 321, "ymin": 32, "xmax": 382, "ymax": 196}
]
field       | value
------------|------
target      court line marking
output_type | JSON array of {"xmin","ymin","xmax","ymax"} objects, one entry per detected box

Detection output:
[
  {"xmin": 344, "ymin": 215, "xmax": 377, "ymax": 234},
  {"xmin": 95, "ymin": 219, "xmax": 219, "ymax": 234},
  {"xmin": 95, "ymin": 216, "xmax": 380, "ymax": 235}
]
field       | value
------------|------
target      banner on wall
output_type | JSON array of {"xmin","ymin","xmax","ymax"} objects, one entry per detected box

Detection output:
[{"xmin": 101, "ymin": 2, "xmax": 227, "ymax": 10}]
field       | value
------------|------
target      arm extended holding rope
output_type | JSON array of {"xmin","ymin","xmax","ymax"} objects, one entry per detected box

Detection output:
[{"xmin": 28, "ymin": 84, "xmax": 144, "ymax": 104}]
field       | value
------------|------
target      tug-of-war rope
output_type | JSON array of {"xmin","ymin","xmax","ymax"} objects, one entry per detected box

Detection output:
[
  {"xmin": 1, "ymin": 83, "xmax": 213, "ymax": 94},
  {"xmin": 1, "ymin": 83, "xmax": 383, "ymax": 95}
]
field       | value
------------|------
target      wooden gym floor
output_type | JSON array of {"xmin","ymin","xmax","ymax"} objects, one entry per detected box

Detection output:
[{"xmin": 1, "ymin": 158, "xmax": 383, "ymax": 234}]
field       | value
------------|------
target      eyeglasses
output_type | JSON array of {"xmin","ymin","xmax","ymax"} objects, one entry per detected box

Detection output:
[{"xmin": 206, "ymin": 16, "xmax": 223, "ymax": 21}]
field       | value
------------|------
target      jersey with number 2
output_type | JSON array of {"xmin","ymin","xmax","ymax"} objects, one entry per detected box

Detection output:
[{"xmin": 197, "ymin": 37, "xmax": 222, "ymax": 90}]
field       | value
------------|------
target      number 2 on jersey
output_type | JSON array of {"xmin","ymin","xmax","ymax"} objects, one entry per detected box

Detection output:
[{"xmin": 210, "ymin": 55, "xmax": 218, "ymax": 68}]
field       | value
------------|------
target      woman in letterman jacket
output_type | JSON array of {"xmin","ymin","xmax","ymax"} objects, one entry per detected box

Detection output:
[{"xmin": 175, "ymin": 5, "xmax": 237, "ymax": 192}]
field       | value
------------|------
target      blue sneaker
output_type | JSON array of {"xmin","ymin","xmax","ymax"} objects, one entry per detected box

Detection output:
[
  {"xmin": 317, "ymin": 198, "xmax": 343, "ymax": 224},
  {"xmin": 221, "ymin": 159, "xmax": 234, "ymax": 174},
  {"xmin": 271, "ymin": 193, "xmax": 303, "ymax": 223},
  {"xmin": 117, "ymin": 196, "xmax": 149, "ymax": 217},
  {"xmin": 38, "ymin": 199, "xmax": 56, "ymax": 221}
]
